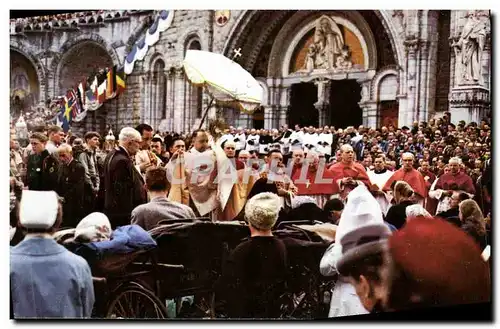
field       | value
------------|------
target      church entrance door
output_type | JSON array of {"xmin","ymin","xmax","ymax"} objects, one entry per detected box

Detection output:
[
  {"xmin": 328, "ymin": 80, "xmax": 362, "ymax": 129},
  {"xmin": 288, "ymin": 82, "xmax": 318, "ymax": 128}
]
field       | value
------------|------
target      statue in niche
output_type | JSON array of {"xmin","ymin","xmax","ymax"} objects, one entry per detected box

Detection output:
[
  {"xmin": 313, "ymin": 16, "xmax": 346, "ymax": 70},
  {"xmin": 452, "ymin": 10, "xmax": 488, "ymax": 85},
  {"xmin": 299, "ymin": 16, "xmax": 353, "ymax": 73}
]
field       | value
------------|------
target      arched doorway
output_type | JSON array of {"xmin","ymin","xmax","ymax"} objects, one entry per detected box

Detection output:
[
  {"xmin": 252, "ymin": 106, "xmax": 264, "ymax": 129},
  {"xmin": 10, "ymin": 50, "xmax": 40, "ymax": 118},
  {"xmin": 58, "ymin": 42, "xmax": 113, "ymax": 95},
  {"xmin": 329, "ymin": 80, "xmax": 362, "ymax": 129},
  {"xmin": 288, "ymin": 82, "xmax": 318, "ymax": 127}
]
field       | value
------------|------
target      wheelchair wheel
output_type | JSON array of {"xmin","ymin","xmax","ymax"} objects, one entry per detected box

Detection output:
[{"xmin": 106, "ymin": 283, "xmax": 168, "ymax": 319}]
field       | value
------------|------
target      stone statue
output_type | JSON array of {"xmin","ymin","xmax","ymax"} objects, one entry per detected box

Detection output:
[
  {"xmin": 313, "ymin": 16, "xmax": 344, "ymax": 70},
  {"xmin": 452, "ymin": 11, "xmax": 487, "ymax": 84},
  {"xmin": 336, "ymin": 46, "xmax": 353, "ymax": 70}
]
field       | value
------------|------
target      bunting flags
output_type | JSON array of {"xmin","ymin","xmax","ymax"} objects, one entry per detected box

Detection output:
[
  {"xmin": 54, "ymin": 10, "xmax": 174, "ymax": 131},
  {"xmin": 124, "ymin": 10, "xmax": 174, "ymax": 75}
]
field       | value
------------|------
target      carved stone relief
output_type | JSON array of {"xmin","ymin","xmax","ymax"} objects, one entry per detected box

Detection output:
[{"xmin": 299, "ymin": 15, "xmax": 353, "ymax": 73}]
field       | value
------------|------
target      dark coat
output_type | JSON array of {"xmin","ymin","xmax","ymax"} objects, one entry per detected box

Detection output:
[
  {"xmin": 384, "ymin": 200, "xmax": 415, "ymax": 230},
  {"xmin": 57, "ymin": 159, "xmax": 86, "ymax": 228},
  {"xmin": 102, "ymin": 147, "xmax": 147, "ymax": 228},
  {"xmin": 26, "ymin": 150, "xmax": 60, "ymax": 192}
]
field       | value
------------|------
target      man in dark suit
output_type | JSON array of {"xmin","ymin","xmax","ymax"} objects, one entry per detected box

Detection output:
[
  {"xmin": 57, "ymin": 144, "xmax": 85, "ymax": 228},
  {"xmin": 26, "ymin": 133, "xmax": 60, "ymax": 192},
  {"xmin": 103, "ymin": 127, "xmax": 147, "ymax": 228}
]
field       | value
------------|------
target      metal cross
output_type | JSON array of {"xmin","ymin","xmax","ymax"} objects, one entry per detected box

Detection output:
[
  {"xmin": 233, "ymin": 47, "xmax": 242, "ymax": 59},
  {"xmin": 306, "ymin": 180, "xmax": 311, "ymax": 188}
]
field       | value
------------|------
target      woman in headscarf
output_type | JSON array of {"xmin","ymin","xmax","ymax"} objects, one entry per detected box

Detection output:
[
  {"xmin": 459, "ymin": 199, "xmax": 488, "ymax": 250},
  {"xmin": 384, "ymin": 181, "xmax": 416, "ymax": 229}
]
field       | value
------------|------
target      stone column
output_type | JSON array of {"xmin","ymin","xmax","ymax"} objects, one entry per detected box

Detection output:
[
  {"xmin": 358, "ymin": 79, "xmax": 378, "ymax": 128},
  {"xmin": 314, "ymin": 79, "xmax": 331, "ymax": 127},
  {"xmin": 278, "ymin": 86, "xmax": 290, "ymax": 128},
  {"xmin": 173, "ymin": 67, "xmax": 185, "ymax": 133},
  {"xmin": 360, "ymin": 102, "xmax": 378, "ymax": 128},
  {"xmin": 418, "ymin": 40, "xmax": 430, "ymax": 122},
  {"xmin": 401, "ymin": 38, "xmax": 419, "ymax": 127},
  {"xmin": 448, "ymin": 10, "xmax": 491, "ymax": 124}
]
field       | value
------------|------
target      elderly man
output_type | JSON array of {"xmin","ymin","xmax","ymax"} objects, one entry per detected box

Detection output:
[
  {"xmin": 10, "ymin": 190, "xmax": 94, "ymax": 318},
  {"xmin": 57, "ymin": 144, "xmax": 86, "ymax": 227},
  {"xmin": 383, "ymin": 153, "xmax": 428, "ymax": 205},
  {"xmin": 328, "ymin": 144, "xmax": 372, "ymax": 200},
  {"xmin": 291, "ymin": 151, "xmax": 338, "ymax": 208},
  {"xmin": 103, "ymin": 127, "xmax": 147, "ymax": 228},
  {"xmin": 223, "ymin": 140, "xmax": 244, "ymax": 170},
  {"xmin": 431, "ymin": 157, "xmax": 476, "ymax": 214},
  {"xmin": 220, "ymin": 192, "xmax": 287, "ymax": 318},
  {"xmin": 290, "ymin": 148, "xmax": 306, "ymax": 177},
  {"xmin": 131, "ymin": 167, "xmax": 195, "ymax": 231},
  {"xmin": 167, "ymin": 129, "xmax": 221, "ymax": 219}
]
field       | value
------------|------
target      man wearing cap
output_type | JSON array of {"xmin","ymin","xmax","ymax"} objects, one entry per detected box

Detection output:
[
  {"xmin": 320, "ymin": 185, "xmax": 390, "ymax": 317},
  {"xmin": 383, "ymin": 153, "xmax": 428, "ymax": 206},
  {"xmin": 10, "ymin": 190, "xmax": 95, "ymax": 318},
  {"xmin": 220, "ymin": 192, "xmax": 287, "ymax": 318}
]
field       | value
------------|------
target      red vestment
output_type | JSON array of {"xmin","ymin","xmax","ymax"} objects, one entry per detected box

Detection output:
[
  {"xmin": 327, "ymin": 161, "xmax": 372, "ymax": 199},
  {"xmin": 291, "ymin": 165, "xmax": 339, "ymax": 195},
  {"xmin": 383, "ymin": 168, "xmax": 428, "ymax": 199},
  {"xmin": 435, "ymin": 171, "xmax": 476, "ymax": 195}
]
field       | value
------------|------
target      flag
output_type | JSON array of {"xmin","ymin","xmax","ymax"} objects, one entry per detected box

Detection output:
[
  {"xmin": 66, "ymin": 89, "xmax": 82, "ymax": 120},
  {"xmin": 97, "ymin": 81, "xmax": 107, "ymax": 104},
  {"xmin": 116, "ymin": 66, "xmax": 126, "ymax": 95},
  {"xmin": 57, "ymin": 99, "xmax": 71, "ymax": 132},
  {"xmin": 77, "ymin": 81, "xmax": 86, "ymax": 109},
  {"xmin": 106, "ymin": 66, "xmax": 116, "ymax": 100}
]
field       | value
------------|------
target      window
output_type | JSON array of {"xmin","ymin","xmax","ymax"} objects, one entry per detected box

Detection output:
[
  {"xmin": 186, "ymin": 38, "xmax": 203, "ymax": 118},
  {"xmin": 152, "ymin": 59, "xmax": 167, "ymax": 120}
]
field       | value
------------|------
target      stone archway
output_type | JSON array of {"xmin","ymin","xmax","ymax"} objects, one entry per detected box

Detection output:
[
  {"xmin": 55, "ymin": 41, "xmax": 114, "ymax": 96},
  {"xmin": 10, "ymin": 50, "xmax": 42, "ymax": 117}
]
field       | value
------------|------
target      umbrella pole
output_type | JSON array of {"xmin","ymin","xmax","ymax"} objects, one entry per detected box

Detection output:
[{"xmin": 198, "ymin": 98, "xmax": 214, "ymax": 130}]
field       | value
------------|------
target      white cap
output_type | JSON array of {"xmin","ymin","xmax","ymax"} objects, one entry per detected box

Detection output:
[
  {"xmin": 19, "ymin": 190, "xmax": 59, "ymax": 229},
  {"xmin": 329, "ymin": 185, "xmax": 389, "ymax": 271}
]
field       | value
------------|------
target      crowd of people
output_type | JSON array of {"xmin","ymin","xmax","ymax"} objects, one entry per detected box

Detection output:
[{"xmin": 9, "ymin": 110, "xmax": 492, "ymax": 319}]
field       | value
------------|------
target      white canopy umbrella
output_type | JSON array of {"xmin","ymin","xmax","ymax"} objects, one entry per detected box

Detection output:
[{"xmin": 183, "ymin": 50, "xmax": 264, "ymax": 128}]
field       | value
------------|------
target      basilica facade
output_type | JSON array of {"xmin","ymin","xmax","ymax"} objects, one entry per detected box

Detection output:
[{"xmin": 10, "ymin": 10, "xmax": 491, "ymax": 135}]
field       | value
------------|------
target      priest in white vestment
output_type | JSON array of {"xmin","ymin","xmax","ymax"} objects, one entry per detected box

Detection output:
[{"xmin": 367, "ymin": 156, "xmax": 394, "ymax": 215}]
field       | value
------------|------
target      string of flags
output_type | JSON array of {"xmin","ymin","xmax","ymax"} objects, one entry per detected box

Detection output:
[{"xmin": 54, "ymin": 10, "xmax": 175, "ymax": 132}]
